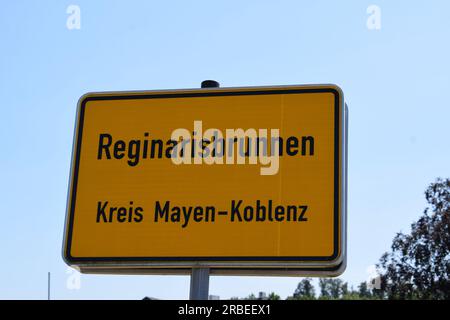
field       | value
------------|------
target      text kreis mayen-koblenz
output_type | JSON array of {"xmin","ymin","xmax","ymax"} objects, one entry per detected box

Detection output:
[{"xmin": 96, "ymin": 200, "xmax": 308, "ymax": 227}]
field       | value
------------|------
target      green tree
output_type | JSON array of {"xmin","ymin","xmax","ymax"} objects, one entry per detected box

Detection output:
[
  {"xmin": 319, "ymin": 278, "xmax": 348, "ymax": 299},
  {"xmin": 341, "ymin": 282, "xmax": 349, "ymax": 296},
  {"xmin": 291, "ymin": 278, "xmax": 316, "ymax": 300},
  {"xmin": 267, "ymin": 292, "xmax": 280, "ymax": 300},
  {"xmin": 243, "ymin": 292, "xmax": 280, "ymax": 300},
  {"xmin": 245, "ymin": 293, "xmax": 256, "ymax": 300},
  {"xmin": 357, "ymin": 282, "xmax": 372, "ymax": 299},
  {"xmin": 377, "ymin": 178, "xmax": 450, "ymax": 299},
  {"xmin": 341, "ymin": 286, "xmax": 365, "ymax": 300}
]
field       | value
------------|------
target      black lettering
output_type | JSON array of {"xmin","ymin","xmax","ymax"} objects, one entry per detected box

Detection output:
[
  {"xmin": 143, "ymin": 132, "xmax": 149, "ymax": 159},
  {"xmin": 150, "ymin": 139, "xmax": 163, "ymax": 158},
  {"xmin": 271, "ymin": 136, "xmax": 282, "ymax": 156},
  {"xmin": 96, "ymin": 201, "xmax": 109, "ymax": 222},
  {"xmin": 286, "ymin": 136, "xmax": 299, "ymax": 156},
  {"xmin": 181, "ymin": 207, "xmax": 192, "ymax": 228},
  {"xmin": 114, "ymin": 140, "xmax": 126, "ymax": 159},
  {"xmin": 231, "ymin": 200, "xmax": 243, "ymax": 221},
  {"xmin": 155, "ymin": 201, "xmax": 169, "ymax": 222},
  {"xmin": 267, "ymin": 200, "xmax": 273, "ymax": 221},
  {"xmin": 243, "ymin": 206, "xmax": 253, "ymax": 221},
  {"xmin": 117, "ymin": 207, "xmax": 127, "ymax": 222},
  {"xmin": 134, "ymin": 206, "xmax": 144, "ymax": 222},
  {"xmin": 298, "ymin": 205, "xmax": 308, "ymax": 221},
  {"xmin": 301, "ymin": 136, "xmax": 314, "ymax": 156},
  {"xmin": 286, "ymin": 205, "xmax": 297, "ymax": 222},
  {"xmin": 97, "ymin": 134, "xmax": 112, "ymax": 159},
  {"xmin": 193, "ymin": 207, "xmax": 203, "ymax": 223},
  {"xmin": 255, "ymin": 200, "xmax": 266, "ymax": 221},
  {"xmin": 205, "ymin": 206, "xmax": 215, "ymax": 222},
  {"xmin": 165, "ymin": 140, "xmax": 177, "ymax": 158},
  {"xmin": 127, "ymin": 140, "xmax": 141, "ymax": 166},
  {"xmin": 109, "ymin": 207, "xmax": 117, "ymax": 221},
  {"xmin": 171, "ymin": 207, "xmax": 181, "ymax": 222},
  {"xmin": 274, "ymin": 205, "xmax": 284, "ymax": 221}
]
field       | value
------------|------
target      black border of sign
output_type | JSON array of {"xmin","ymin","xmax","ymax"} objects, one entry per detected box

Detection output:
[{"xmin": 64, "ymin": 87, "xmax": 341, "ymax": 264}]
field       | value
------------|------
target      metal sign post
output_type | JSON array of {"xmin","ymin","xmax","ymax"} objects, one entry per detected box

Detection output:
[
  {"xmin": 189, "ymin": 268, "xmax": 210, "ymax": 300},
  {"xmin": 48, "ymin": 272, "xmax": 51, "ymax": 300},
  {"xmin": 187, "ymin": 81, "xmax": 219, "ymax": 300}
]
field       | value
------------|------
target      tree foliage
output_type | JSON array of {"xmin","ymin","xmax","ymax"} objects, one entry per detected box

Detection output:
[
  {"xmin": 287, "ymin": 278, "xmax": 377, "ymax": 300},
  {"xmin": 237, "ymin": 178, "xmax": 450, "ymax": 301},
  {"xmin": 292, "ymin": 278, "xmax": 316, "ymax": 300},
  {"xmin": 319, "ymin": 278, "xmax": 345, "ymax": 299},
  {"xmin": 377, "ymin": 178, "xmax": 450, "ymax": 299},
  {"xmin": 267, "ymin": 292, "xmax": 281, "ymax": 300}
]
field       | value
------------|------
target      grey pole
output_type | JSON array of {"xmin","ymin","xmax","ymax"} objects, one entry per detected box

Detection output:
[
  {"xmin": 188, "ymin": 80, "xmax": 220, "ymax": 300},
  {"xmin": 189, "ymin": 268, "xmax": 210, "ymax": 300},
  {"xmin": 48, "ymin": 272, "xmax": 51, "ymax": 300}
]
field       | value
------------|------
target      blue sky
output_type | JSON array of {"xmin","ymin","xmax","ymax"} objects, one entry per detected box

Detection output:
[{"xmin": 0, "ymin": 1, "xmax": 449, "ymax": 299}]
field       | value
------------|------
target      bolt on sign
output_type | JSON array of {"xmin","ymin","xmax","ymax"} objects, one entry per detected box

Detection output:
[{"xmin": 62, "ymin": 84, "xmax": 348, "ymax": 276}]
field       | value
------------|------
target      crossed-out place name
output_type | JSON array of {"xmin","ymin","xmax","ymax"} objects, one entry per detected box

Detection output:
[{"xmin": 96, "ymin": 200, "xmax": 308, "ymax": 227}]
